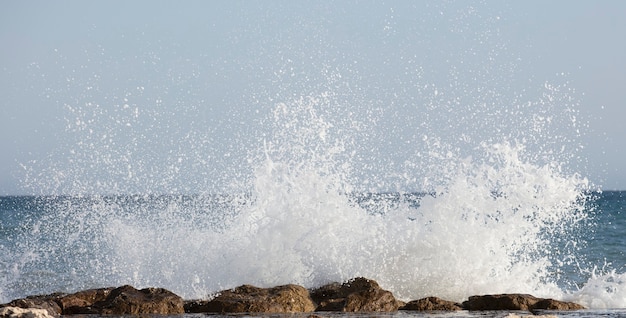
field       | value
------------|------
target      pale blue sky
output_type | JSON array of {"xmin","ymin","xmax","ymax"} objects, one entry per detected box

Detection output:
[{"xmin": 1, "ymin": 1, "xmax": 625, "ymax": 194}]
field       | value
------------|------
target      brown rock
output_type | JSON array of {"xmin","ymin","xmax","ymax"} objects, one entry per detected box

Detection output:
[
  {"xmin": 3, "ymin": 294, "xmax": 63, "ymax": 316},
  {"xmin": 56, "ymin": 287, "xmax": 114, "ymax": 314},
  {"xmin": 462, "ymin": 294, "xmax": 585, "ymax": 311},
  {"xmin": 187, "ymin": 284, "xmax": 316, "ymax": 313},
  {"xmin": 463, "ymin": 294, "xmax": 539, "ymax": 310},
  {"xmin": 93, "ymin": 285, "xmax": 184, "ymax": 315},
  {"xmin": 531, "ymin": 298, "xmax": 585, "ymax": 311},
  {"xmin": 2, "ymin": 286, "xmax": 183, "ymax": 316},
  {"xmin": 310, "ymin": 277, "xmax": 400, "ymax": 312},
  {"xmin": 344, "ymin": 287, "xmax": 398, "ymax": 312},
  {"xmin": 401, "ymin": 297, "xmax": 463, "ymax": 311},
  {"xmin": 309, "ymin": 282, "xmax": 343, "ymax": 304}
]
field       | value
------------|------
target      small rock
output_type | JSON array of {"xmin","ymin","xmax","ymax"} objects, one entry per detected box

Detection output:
[
  {"xmin": 462, "ymin": 294, "xmax": 585, "ymax": 311},
  {"xmin": 56, "ymin": 287, "xmax": 114, "ymax": 314},
  {"xmin": 310, "ymin": 277, "xmax": 400, "ymax": 312},
  {"xmin": 344, "ymin": 287, "xmax": 398, "ymax": 312},
  {"xmin": 401, "ymin": 296, "xmax": 463, "ymax": 311},
  {"xmin": 531, "ymin": 298, "xmax": 585, "ymax": 311},
  {"xmin": 95, "ymin": 285, "xmax": 184, "ymax": 315}
]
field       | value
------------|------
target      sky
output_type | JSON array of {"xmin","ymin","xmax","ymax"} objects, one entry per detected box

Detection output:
[{"xmin": 1, "ymin": 1, "xmax": 625, "ymax": 195}]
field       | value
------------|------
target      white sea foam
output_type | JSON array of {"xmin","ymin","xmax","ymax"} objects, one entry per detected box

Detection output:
[
  {"xmin": 70, "ymin": 96, "xmax": 592, "ymax": 305},
  {"xmin": 7, "ymin": 86, "xmax": 625, "ymax": 309},
  {"xmin": 564, "ymin": 267, "xmax": 626, "ymax": 309}
]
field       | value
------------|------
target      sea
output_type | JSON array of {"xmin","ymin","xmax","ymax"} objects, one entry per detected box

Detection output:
[{"xmin": 1, "ymin": 187, "xmax": 625, "ymax": 314}]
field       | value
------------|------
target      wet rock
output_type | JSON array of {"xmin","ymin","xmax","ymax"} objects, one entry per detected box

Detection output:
[
  {"xmin": 186, "ymin": 284, "xmax": 316, "ymax": 313},
  {"xmin": 462, "ymin": 294, "xmax": 585, "ymax": 311},
  {"xmin": 94, "ymin": 285, "xmax": 184, "ymax": 315},
  {"xmin": 2, "ymin": 294, "xmax": 63, "ymax": 317},
  {"xmin": 310, "ymin": 277, "xmax": 400, "ymax": 312},
  {"xmin": 2, "ymin": 286, "xmax": 183, "ymax": 316},
  {"xmin": 531, "ymin": 298, "xmax": 585, "ymax": 310},
  {"xmin": 55, "ymin": 287, "xmax": 114, "ymax": 314},
  {"xmin": 344, "ymin": 287, "xmax": 399, "ymax": 312},
  {"xmin": 0, "ymin": 306, "xmax": 56, "ymax": 318},
  {"xmin": 401, "ymin": 296, "xmax": 463, "ymax": 311},
  {"xmin": 309, "ymin": 282, "xmax": 343, "ymax": 305},
  {"xmin": 463, "ymin": 294, "xmax": 540, "ymax": 310}
]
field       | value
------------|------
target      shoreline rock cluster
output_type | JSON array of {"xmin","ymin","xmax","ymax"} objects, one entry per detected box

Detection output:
[{"xmin": 1, "ymin": 277, "xmax": 584, "ymax": 317}]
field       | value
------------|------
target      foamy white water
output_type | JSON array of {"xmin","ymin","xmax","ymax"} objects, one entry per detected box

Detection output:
[{"xmin": 6, "ymin": 92, "xmax": 622, "ymax": 310}]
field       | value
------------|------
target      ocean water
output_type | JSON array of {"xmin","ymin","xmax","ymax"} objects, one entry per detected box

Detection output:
[
  {"xmin": 1, "ymin": 183, "xmax": 626, "ymax": 310},
  {"xmin": 0, "ymin": 188, "xmax": 626, "ymax": 315}
]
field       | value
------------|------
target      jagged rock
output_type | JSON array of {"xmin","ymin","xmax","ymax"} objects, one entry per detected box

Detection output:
[
  {"xmin": 94, "ymin": 285, "xmax": 184, "ymax": 315},
  {"xmin": 186, "ymin": 284, "xmax": 316, "ymax": 313},
  {"xmin": 462, "ymin": 294, "xmax": 585, "ymax": 311},
  {"xmin": 56, "ymin": 287, "xmax": 115, "ymax": 314},
  {"xmin": 401, "ymin": 296, "xmax": 463, "ymax": 311},
  {"xmin": 3, "ymin": 294, "xmax": 63, "ymax": 317},
  {"xmin": 310, "ymin": 277, "xmax": 400, "ymax": 312},
  {"xmin": 0, "ymin": 306, "xmax": 56, "ymax": 318}
]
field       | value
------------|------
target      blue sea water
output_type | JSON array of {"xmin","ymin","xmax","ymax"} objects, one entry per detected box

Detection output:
[{"xmin": 586, "ymin": 191, "xmax": 626, "ymax": 269}]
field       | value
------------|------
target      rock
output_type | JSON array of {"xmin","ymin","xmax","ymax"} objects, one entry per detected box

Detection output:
[
  {"xmin": 462, "ymin": 294, "xmax": 585, "ymax": 311},
  {"xmin": 47, "ymin": 285, "xmax": 184, "ymax": 315},
  {"xmin": 531, "ymin": 298, "xmax": 585, "ymax": 310},
  {"xmin": 3, "ymin": 294, "xmax": 63, "ymax": 317},
  {"xmin": 401, "ymin": 297, "xmax": 463, "ymax": 311},
  {"xmin": 463, "ymin": 294, "xmax": 540, "ymax": 311},
  {"xmin": 55, "ymin": 287, "xmax": 114, "ymax": 314},
  {"xmin": 94, "ymin": 285, "xmax": 184, "ymax": 315},
  {"xmin": 187, "ymin": 284, "xmax": 316, "ymax": 313},
  {"xmin": 2, "ymin": 286, "xmax": 184, "ymax": 316},
  {"xmin": 344, "ymin": 287, "xmax": 399, "ymax": 312},
  {"xmin": 0, "ymin": 306, "xmax": 56, "ymax": 318},
  {"xmin": 310, "ymin": 277, "xmax": 400, "ymax": 312},
  {"xmin": 309, "ymin": 282, "xmax": 343, "ymax": 304}
]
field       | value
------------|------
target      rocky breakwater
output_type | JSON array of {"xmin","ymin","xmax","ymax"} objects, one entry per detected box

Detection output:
[
  {"xmin": 1, "ymin": 285, "xmax": 184, "ymax": 317},
  {"xmin": 1, "ymin": 277, "xmax": 585, "ymax": 317}
]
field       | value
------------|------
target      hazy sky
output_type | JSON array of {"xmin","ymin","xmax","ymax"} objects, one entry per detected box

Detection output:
[{"xmin": 1, "ymin": 1, "xmax": 625, "ymax": 195}]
